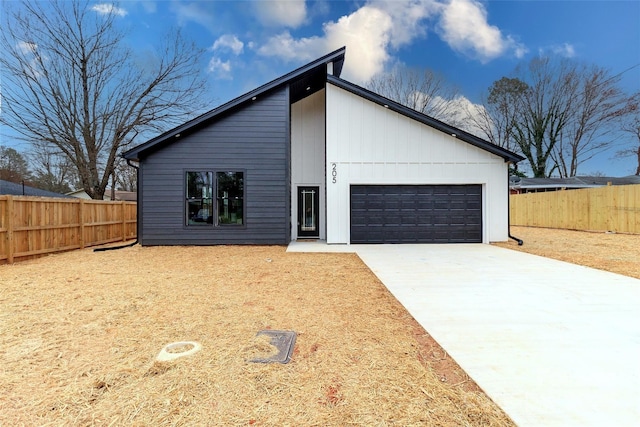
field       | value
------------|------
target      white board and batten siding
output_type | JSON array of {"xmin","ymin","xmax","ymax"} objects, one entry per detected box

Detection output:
[
  {"xmin": 291, "ymin": 90, "xmax": 326, "ymax": 240},
  {"xmin": 325, "ymin": 83, "xmax": 510, "ymax": 244}
]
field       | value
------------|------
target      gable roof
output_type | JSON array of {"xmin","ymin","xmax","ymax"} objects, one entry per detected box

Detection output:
[
  {"xmin": 123, "ymin": 47, "xmax": 523, "ymax": 164},
  {"xmin": 0, "ymin": 179, "xmax": 72, "ymax": 198},
  {"xmin": 123, "ymin": 47, "xmax": 346, "ymax": 161},
  {"xmin": 326, "ymin": 75, "xmax": 523, "ymax": 163}
]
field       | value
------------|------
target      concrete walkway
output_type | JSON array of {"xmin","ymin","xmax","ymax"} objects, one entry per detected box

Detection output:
[{"xmin": 287, "ymin": 242, "xmax": 640, "ymax": 427}]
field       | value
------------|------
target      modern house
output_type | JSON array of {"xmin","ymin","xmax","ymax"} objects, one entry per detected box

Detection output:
[{"xmin": 123, "ymin": 47, "xmax": 523, "ymax": 246}]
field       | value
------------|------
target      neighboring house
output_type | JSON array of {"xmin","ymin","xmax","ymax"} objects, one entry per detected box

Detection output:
[
  {"xmin": 66, "ymin": 189, "xmax": 137, "ymax": 201},
  {"xmin": 0, "ymin": 179, "xmax": 72, "ymax": 198},
  {"xmin": 123, "ymin": 48, "xmax": 523, "ymax": 246},
  {"xmin": 510, "ymin": 176, "xmax": 640, "ymax": 194}
]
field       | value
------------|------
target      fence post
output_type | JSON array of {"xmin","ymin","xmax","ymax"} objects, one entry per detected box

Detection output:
[
  {"xmin": 79, "ymin": 199, "xmax": 85, "ymax": 249},
  {"xmin": 121, "ymin": 201, "xmax": 126, "ymax": 241},
  {"xmin": 7, "ymin": 196, "xmax": 14, "ymax": 264}
]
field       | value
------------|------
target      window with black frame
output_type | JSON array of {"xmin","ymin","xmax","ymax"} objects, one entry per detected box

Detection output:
[
  {"xmin": 186, "ymin": 171, "xmax": 244, "ymax": 226},
  {"xmin": 186, "ymin": 172, "xmax": 213, "ymax": 225},
  {"xmin": 216, "ymin": 171, "xmax": 244, "ymax": 225}
]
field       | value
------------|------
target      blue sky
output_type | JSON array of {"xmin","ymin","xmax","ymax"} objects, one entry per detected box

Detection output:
[{"xmin": 3, "ymin": 0, "xmax": 640, "ymax": 176}]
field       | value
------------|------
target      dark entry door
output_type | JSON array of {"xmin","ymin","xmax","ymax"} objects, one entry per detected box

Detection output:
[
  {"xmin": 350, "ymin": 185, "xmax": 482, "ymax": 244},
  {"xmin": 298, "ymin": 186, "xmax": 320, "ymax": 238}
]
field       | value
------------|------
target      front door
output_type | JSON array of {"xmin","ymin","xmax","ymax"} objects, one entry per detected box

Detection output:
[{"xmin": 298, "ymin": 186, "xmax": 319, "ymax": 238}]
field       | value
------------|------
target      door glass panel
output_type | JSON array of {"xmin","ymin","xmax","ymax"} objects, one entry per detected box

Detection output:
[{"xmin": 301, "ymin": 189, "xmax": 316, "ymax": 232}]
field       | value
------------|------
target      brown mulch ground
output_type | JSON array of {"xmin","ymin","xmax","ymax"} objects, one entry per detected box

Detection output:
[
  {"xmin": 493, "ymin": 226, "xmax": 640, "ymax": 279},
  {"xmin": 0, "ymin": 244, "xmax": 512, "ymax": 426},
  {"xmin": 2, "ymin": 227, "xmax": 636, "ymax": 426}
]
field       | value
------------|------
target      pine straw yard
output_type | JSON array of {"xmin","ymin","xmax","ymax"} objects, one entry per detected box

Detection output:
[
  {"xmin": 493, "ymin": 226, "xmax": 640, "ymax": 279},
  {"xmin": 0, "ymin": 245, "xmax": 512, "ymax": 426}
]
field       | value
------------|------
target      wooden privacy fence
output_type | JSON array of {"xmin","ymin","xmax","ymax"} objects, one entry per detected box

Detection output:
[
  {"xmin": 0, "ymin": 196, "xmax": 137, "ymax": 264},
  {"xmin": 510, "ymin": 184, "xmax": 640, "ymax": 234}
]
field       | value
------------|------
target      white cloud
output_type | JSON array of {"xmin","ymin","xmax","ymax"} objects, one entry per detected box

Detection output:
[
  {"xmin": 438, "ymin": 95, "xmax": 489, "ymax": 138},
  {"xmin": 254, "ymin": 0, "xmax": 307, "ymax": 28},
  {"xmin": 369, "ymin": 0, "xmax": 438, "ymax": 48},
  {"xmin": 550, "ymin": 43, "xmax": 576, "ymax": 58},
  {"xmin": 309, "ymin": 0, "xmax": 330, "ymax": 18},
  {"xmin": 212, "ymin": 35, "xmax": 244, "ymax": 55},
  {"xmin": 513, "ymin": 41, "xmax": 528, "ymax": 59},
  {"xmin": 14, "ymin": 42, "xmax": 43, "ymax": 78},
  {"xmin": 140, "ymin": 1, "xmax": 157, "ymax": 14},
  {"xmin": 437, "ymin": 0, "xmax": 525, "ymax": 62},
  {"xmin": 16, "ymin": 41, "xmax": 37, "ymax": 55},
  {"xmin": 407, "ymin": 89, "xmax": 489, "ymax": 138},
  {"xmin": 208, "ymin": 57, "xmax": 233, "ymax": 79},
  {"xmin": 258, "ymin": 3, "xmax": 433, "ymax": 83},
  {"xmin": 170, "ymin": 2, "xmax": 216, "ymax": 32},
  {"xmin": 91, "ymin": 3, "xmax": 128, "ymax": 17},
  {"xmin": 256, "ymin": 0, "xmax": 525, "ymax": 83},
  {"xmin": 256, "ymin": 32, "xmax": 320, "ymax": 63},
  {"xmin": 322, "ymin": 6, "xmax": 394, "ymax": 82},
  {"xmin": 537, "ymin": 43, "xmax": 576, "ymax": 59}
]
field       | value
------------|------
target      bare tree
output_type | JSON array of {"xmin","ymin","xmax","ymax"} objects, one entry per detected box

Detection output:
[
  {"xmin": 472, "ymin": 77, "xmax": 529, "ymax": 153},
  {"xmin": 0, "ymin": 146, "xmax": 32, "ymax": 183},
  {"xmin": 0, "ymin": 0, "xmax": 207, "ymax": 199},
  {"xmin": 616, "ymin": 92, "xmax": 640, "ymax": 175},
  {"xmin": 114, "ymin": 157, "xmax": 138, "ymax": 192},
  {"xmin": 508, "ymin": 58, "xmax": 577, "ymax": 178},
  {"xmin": 29, "ymin": 144, "xmax": 78, "ymax": 194},
  {"xmin": 365, "ymin": 66, "xmax": 463, "ymax": 126},
  {"xmin": 551, "ymin": 64, "xmax": 632, "ymax": 177},
  {"xmin": 482, "ymin": 57, "xmax": 631, "ymax": 178}
]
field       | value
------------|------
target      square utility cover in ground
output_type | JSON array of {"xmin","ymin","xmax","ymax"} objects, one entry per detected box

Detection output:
[{"xmin": 249, "ymin": 330, "xmax": 297, "ymax": 364}]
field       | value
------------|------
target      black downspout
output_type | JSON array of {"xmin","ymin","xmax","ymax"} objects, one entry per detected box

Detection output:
[
  {"xmin": 94, "ymin": 158, "xmax": 139, "ymax": 252},
  {"xmin": 508, "ymin": 164, "xmax": 524, "ymax": 246}
]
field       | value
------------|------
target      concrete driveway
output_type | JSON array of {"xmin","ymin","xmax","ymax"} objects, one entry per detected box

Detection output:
[{"xmin": 288, "ymin": 242, "xmax": 640, "ymax": 427}]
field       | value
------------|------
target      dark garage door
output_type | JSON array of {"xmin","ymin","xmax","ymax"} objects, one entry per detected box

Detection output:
[{"xmin": 350, "ymin": 185, "xmax": 482, "ymax": 244}]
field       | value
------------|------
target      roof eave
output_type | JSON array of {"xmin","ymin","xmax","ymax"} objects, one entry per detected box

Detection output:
[{"xmin": 123, "ymin": 47, "xmax": 347, "ymax": 161}]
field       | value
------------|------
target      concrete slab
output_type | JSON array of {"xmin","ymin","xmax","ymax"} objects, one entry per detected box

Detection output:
[
  {"xmin": 288, "ymin": 242, "xmax": 640, "ymax": 427},
  {"xmin": 286, "ymin": 240, "xmax": 356, "ymax": 253}
]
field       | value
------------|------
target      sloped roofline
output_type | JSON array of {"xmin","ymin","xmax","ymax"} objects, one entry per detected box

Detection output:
[
  {"xmin": 123, "ymin": 47, "xmax": 346, "ymax": 161},
  {"xmin": 326, "ymin": 75, "xmax": 524, "ymax": 164},
  {"xmin": 123, "ymin": 46, "xmax": 523, "ymax": 164}
]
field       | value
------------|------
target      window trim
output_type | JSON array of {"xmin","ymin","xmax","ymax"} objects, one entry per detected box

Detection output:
[
  {"xmin": 184, "ymin": 169, "xmax": 246, "ymax": 228},
  {"xmin": 214, "ymin": 170, "xmax": 245, "ymax": 227},
  {"xmin": 185, "ymin": 171, "xmax": 213, "ymax": 226}
]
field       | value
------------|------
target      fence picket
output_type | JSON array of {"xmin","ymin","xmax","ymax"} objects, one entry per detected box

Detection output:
[
  {"xmin": 0, "ymin": 196, "xmax": 136, "ymax": 264},
  {"xmin": 511, "ymin": 184, "xmax": 640, "ymax": 234}
]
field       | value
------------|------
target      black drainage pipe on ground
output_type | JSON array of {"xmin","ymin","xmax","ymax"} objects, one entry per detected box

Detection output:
[{"xmin": 93, "ymin": 239, "xmax": 138, "ymax": 252}]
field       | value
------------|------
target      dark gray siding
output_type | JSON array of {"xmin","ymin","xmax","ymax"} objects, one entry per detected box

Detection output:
[{"xmin": 138, "ymin": 88, "xmax": 290, "ymax": 245}]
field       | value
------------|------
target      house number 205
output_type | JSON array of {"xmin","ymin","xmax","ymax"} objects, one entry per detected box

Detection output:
[{"xmin": 331, "ymin": 163, "xmax": 337, "ymax": 183}]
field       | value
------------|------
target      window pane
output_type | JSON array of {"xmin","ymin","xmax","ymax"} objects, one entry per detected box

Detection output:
[
  {"xmin": 187, "ymin": 172, "xmax": 211, "ymax": 199},
  {"xmin": 217, "ymin": 171, "xmax": 244, "ymax": 225},
  {"xmin": 186, "ymin": 172, "xmax": 212, "ymax": 225}
]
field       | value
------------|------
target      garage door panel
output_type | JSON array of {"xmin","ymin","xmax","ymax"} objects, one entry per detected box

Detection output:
[{"xmin": 350, "ymin": 185, "xmax": 482, "ymax": 244}]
